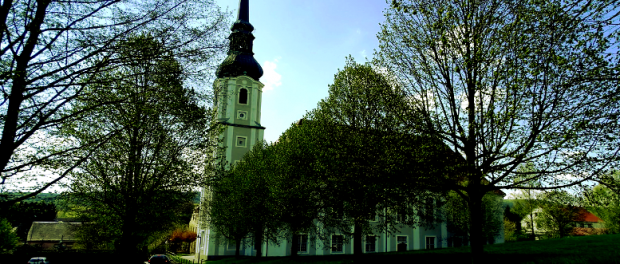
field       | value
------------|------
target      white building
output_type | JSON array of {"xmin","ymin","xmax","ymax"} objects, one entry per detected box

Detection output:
[{"xmin": 193, "ymin": 0, "xmax": 503, "ymax": 260}]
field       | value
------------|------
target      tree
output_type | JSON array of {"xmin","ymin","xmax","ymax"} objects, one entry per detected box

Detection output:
[
  {"xmin": 206, "ymin": 141, "xmax": 280, "ymax": 258},
  {"xmin": 585, "ymin": 171, "xmax": 620, "ymax": 233},
  {"xmin": 378, "ymin": 0, "xmax": 620, "ymax": 259},
  {"xmin": 536, "ymin": 190, "xmax": 584, "ymax": 238},
  {"xmin": 272, "ymin": 124, "xmax": 325, "ymax": 257},
  {"xmin": 511, "ymin": 163, "xmax": 541, "ymax": 239},
  {"xmin": 59, "ymin": 35, "xmax": 210, "ymax": 256},
  {"xmin": 444, "ymin": 192, "xmax": 504, "ymax": 245},
  {"xmin": 0, "ymin": 201, "xmax": 56, "ymax": 241},
  {"xmin": 0, "ymin": 0, "xmax": 229, "ymax": 210},
  {"xmin": 0, "ymin": 218, "xmax": 18, "ymax": 253},
  {"xmin": 298, "ymin": 57, "xmax": 453, "ymax": 256}
]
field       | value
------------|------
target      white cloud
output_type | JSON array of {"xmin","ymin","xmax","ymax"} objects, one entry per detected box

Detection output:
[
  {"xmin": 360, "ymin": 49, "xmax": 367, "ymax": 59},
  {"xmin": 262, "ymin": 57, "xmax": 282, "ymax": 92}
]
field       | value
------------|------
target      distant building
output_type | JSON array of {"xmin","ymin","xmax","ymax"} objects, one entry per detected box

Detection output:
[
  {"xmin": 572, "ymin": 208, "xmax": 605, "ymax": 236},
  {"xmin": 27, "ymin": 221, "xmax": 81, "ymax": 250},
  {"xmin": 521, "ymin": 206, "xmax": 605, "ymax": 239}
]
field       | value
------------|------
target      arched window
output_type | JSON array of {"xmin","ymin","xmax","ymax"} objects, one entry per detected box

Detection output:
[{"xmin": 239, "ymin": 88, "xmax": 248, "ymax": 104}]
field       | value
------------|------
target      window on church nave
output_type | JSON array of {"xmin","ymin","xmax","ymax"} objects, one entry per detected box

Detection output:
[
  {"xmin": 295, "ymin": 234, "xmax": 308, "ymax": 253},
  {"xmin": 365, "ymin": 236, "xmax": 376, "ymax": 252},
  {"xmin": 239, "ymin": 88, "xmax": 248, "ymax": 104},
  {"xmin": 425, "ymin": 236, "xmax": 436, "ymax": 249},
  {"xmin": 397, "ymin": 236, "xmax": 407, "ymax": 251},
  {"xmin": 331, "ymin": 235, "xmax": 344, "ymax": 253}
]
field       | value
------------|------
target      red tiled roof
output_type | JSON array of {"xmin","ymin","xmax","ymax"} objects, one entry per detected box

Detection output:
[{"xmin": 576, "ymin": 207, "xmax": 602, "ymax": 222}]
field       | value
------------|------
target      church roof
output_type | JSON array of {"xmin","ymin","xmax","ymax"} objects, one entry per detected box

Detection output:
[{"xmin": 216, "ymin": 0, "xmax": 263, "ymax": 81}]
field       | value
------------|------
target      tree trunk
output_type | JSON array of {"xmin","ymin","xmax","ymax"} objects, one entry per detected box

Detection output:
[
  {"xmin": 529, "ymin": 212, "xmax": 535, "ymax": 239},
  {"xmin": 235, "ymin": 239, "xmax": 241, "ymax": 257},
  {"xmin": 353, "ymin": 220, "xmax": 363, "ymax": 256},
  {"xmin": 468, "ymin": 192, "xmax": 484, "ymax": 263},
  {"xmin": 254, "ymin": 227, "xmax": 263, "ymax": 258},
  {"xmin": 290, "ymin": 233, "xmax": 298, "ymax": 257}
]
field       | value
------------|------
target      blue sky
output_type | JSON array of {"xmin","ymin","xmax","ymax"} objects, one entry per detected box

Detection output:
[{"xmin": 215, "ymin": 0, "xmax": 390, "ymax": 143}]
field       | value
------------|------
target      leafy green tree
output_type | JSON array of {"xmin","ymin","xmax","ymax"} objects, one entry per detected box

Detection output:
[
  {"xmin": 445, "ymin": 192, "xmax": 504, "ymax": 245},
  {"xmin": 0, "ymin": 0, "xmax": 228, "ymax": 210},
  {"xmin": 511, "ymin": 163, "xmax": 541, "ymax": 239},
  {"xmin": 0, "ymin": 218, "xmax": 18, "ymax": 253},
  {"xmin": 378, "ymin": 0, "xmax": 620, "ymax": 258},
  {"xmin": 585, "ymin": 171, "xmax": 620, "ymax": 233},
  {"xmin": 272, "ymin": 124, "xmax": 326, "ymax": 257},
  {"xmin": 0, "ymin": 201, "xmax": 56, "ymax": 241},
  {"xmin": 206, "ymin": 141, "xmax": 280, "ymax": 258},
  {"xmin": 536, "ymin": 190, "xmax": 583, "ymax": 238},
  {"xmin": 297, "ymin": 57, "xmax": 454, "ymax": 255},
  {"xmin": 59, "ymin": 35, "xmax": 210, "ymax": 256}
]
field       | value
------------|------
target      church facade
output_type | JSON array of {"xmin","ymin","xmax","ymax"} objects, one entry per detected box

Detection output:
[{"xmin": 193, "ymin": 0, "xmax": 503, "ymax": 259}]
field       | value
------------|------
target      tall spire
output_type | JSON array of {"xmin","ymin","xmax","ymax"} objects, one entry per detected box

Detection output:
[
  {"xmin": 238, "ymin": 0, "xmax": 249, "ymax": 22},
  {"xmin": 216, "ymin": 0, "xmax": 263, "ymax": 81}
]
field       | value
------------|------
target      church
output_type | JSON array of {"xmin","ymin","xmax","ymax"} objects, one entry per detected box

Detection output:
[{"xmin": 193, "ymin": 0, "xmax": 504, "ymax": 259}]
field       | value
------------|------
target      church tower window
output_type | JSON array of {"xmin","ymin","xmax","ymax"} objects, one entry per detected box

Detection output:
[
  {"xmin": 239, "ymin": 88, "xmax": 248, "ymax": 104},
  {"xmin": 236, "ymin": 136, "xmax": 247, "ymax": 147}
]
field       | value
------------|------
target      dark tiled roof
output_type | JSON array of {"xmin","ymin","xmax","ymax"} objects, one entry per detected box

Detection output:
[{"xmin": 27, "ymin": 221, "xmax": 82, "ymax": 242}]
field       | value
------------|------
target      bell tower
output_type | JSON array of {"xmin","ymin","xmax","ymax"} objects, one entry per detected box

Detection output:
[
  {"xmin": 196, "ymin": 0, "xmax": 265, "ymax": 259},
  {"xmin": 214, "ymin": 0, "xmax": 265, "ymax": 165}
]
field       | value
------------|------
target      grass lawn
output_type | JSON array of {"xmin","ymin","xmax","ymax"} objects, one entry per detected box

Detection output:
[{"xmin": 206, "ymin": 234, "xmax": 620, "ymax": 264}]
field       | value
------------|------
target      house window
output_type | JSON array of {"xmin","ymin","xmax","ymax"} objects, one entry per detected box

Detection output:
[
  {"xmin": 237, "ymin": 110, "xmax": 248, "ymax": 120},
  {"xmin": 397, "ymin": 236, "xmax": 407, "ymax": 252},
  {"xmin": 425, "ymin": 236, "xmax": 435, "ymax": 249},
  {"xmin": 587, "ymin": 223, "xmax": 593, "ymax": 228},
  {"xmin": 365, "ymin": 236, "xmax": 376, "ymax": 252},
  {"xmin": 296, "ymin": 234, "xmax": 308, "ymax": 253},
  {"xmin": 239, "ymin": 88, "xmax": 248, "ymax": 104},
  {"xmin": 236, "ymin": 136, "xmax": 247, "ymax": 148},
  {"xmin": 331, "ymin": 235, "xmax": 344, "ymax": 253}
]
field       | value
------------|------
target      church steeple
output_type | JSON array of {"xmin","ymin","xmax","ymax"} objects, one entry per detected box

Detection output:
[{"xmin": 216, "ymin": 0, "xmax": 264, "ymax": 81}]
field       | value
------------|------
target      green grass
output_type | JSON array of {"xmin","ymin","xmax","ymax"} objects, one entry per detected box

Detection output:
[{"xmin": 206, "ymin": 234, "xmax": 620, "ymax": 264}]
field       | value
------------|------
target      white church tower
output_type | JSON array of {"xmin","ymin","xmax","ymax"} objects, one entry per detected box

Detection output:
[{"xmin": 195, "ymin": 0, "xmax": 264, "ymax": 260}]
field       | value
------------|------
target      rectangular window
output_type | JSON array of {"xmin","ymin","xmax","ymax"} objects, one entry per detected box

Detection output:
[
  {"xmin": 365, "ymin": 236, "xmax": 376, "ymax": 252},
  {"xmin": 397, "ymin": 236, "xmax": 407, "ymax": 251},
  {"xmin": 425, "ymin": 236, "xmax": 435, "ymax": 250},
  {"xmin": 236, "ymin": 136, "xmax": 247, "ymax": 147},
  {"xmin": 331, "ymin": 235, "xmax": 344, "ymax": 253},
  {"xmin": 296, "ymin": 234, "xmax": 308, "ymax": 253}
]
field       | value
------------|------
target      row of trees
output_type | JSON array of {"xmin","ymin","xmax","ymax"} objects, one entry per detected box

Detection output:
[{"xmin": 206, "ymin": 58, "xmax": 504, "ymax": 257}]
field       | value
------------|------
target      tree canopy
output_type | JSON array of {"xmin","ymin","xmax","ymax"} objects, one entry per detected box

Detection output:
[
  {"xmin": 59, "ymin": 35, "xmax": 211, "ymax": 255},
  {"xmin": 0, "ymin": 0, "xmax": 229, "ymax": 209},
  {"xmin": 378, "ymin": 0, "xmax": 620, "ymax": 258}
]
